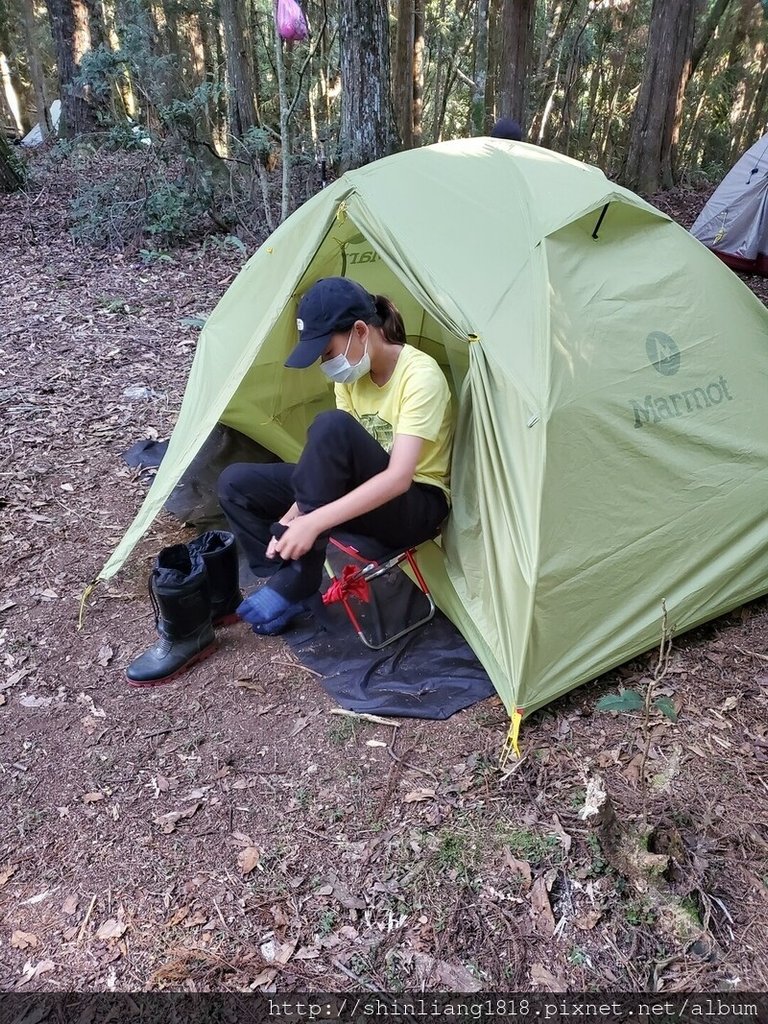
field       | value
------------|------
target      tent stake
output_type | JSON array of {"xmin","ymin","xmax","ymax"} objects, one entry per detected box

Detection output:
[{"xmin": 592, "ymin": 203, "xmax": 610, "ymax": 239}]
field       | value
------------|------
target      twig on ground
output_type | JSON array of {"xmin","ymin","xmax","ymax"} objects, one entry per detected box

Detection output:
[
  {"xmin": 386, "ymin": 747, "xmax": 438, "ymax": 781},
  {"xmin": 733, "ymin": 644, "xmax": 768, "ymax": 663},
  {"xmin": 271, "ymin": 657, "xmax": 323, "ymax": 678},
  {"xmin": 298, "ymin": 825, "xmax": 348, "ymax": 845},
  {"xmin": 329, "ymin": 708, "xmax": 400, "ymax": 728},
  {"xmin": 640, "ymin": 598, "xmax": 672, "ymax": 826},
  {"xmin": 140, "ymin": 724, "xmax": 188, "ymax": 740},
  {"xmin": 77, "ymin": 893, "xmax": 98, "ymax": 944}
]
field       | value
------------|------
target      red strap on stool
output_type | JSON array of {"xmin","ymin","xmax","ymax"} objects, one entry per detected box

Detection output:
[{"xmin": 322, "ymin": 564, "xmax": 370, "ymax": 605}]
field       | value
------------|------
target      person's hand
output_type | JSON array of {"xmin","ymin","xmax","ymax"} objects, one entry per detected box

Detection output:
[
  {"xmin": 266, "ymin": 535, "xmax": 280, "ymax": 560},
  {"xmin": 273, "ymin": 513, "xmax": 321, "ymax": 561}
]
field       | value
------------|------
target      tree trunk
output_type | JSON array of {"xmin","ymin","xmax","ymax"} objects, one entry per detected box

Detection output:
[
  {"xmin": 0, "ymin": 130, "xmax": 23, "ymax": 190},
  {"xmin": 338, "ymin": 0, "xmax": 398, "ymax": 171},
  {"xmin": 470, "ymin": 0, "xmax": 489, "ymax": 134},
  {"xmin": 46, "ymin": 0, "xmax": 101, "ymax": 135},
  {"xmin": 393, "ymin": 0, "xmax": 413, "ymax": 148},
  {"xmin": 497, "ymin": 0, "xmax": 535, "ymax": 131},
  {"xmin": 690, "ymin": 0, "xmax": 734, "ymax": 75},
  {"xmin": 432, "ymin": 0, "xmax": 446, "ymax": 141},
  {"xmin": 623, "ymin": 0, "xmax": 700, "ymax": 194},
  {"xmin": 747, "ymin": 52, "xmax": 768, "ymax": 146},
  {"xmin": 0, "ymin": 16, "xmax": 32, "ymax": 134},
  {"xmin": 412, "ymin": 0, "xmax": 424, "ymax": 145},
  {"xmin": 484, "ymin": 0, "xmax": 502, "ymax": 126},
  {"xmin": 18, "ymin": 0, "xmax": 50, "ymax": 134},
  {"xmin": 220, "ymin": 0, "xmax": 259, "ymax": 136},
  {"xmin": 727, "ymin": 0, "xmax": 762, "ymax": 161}
]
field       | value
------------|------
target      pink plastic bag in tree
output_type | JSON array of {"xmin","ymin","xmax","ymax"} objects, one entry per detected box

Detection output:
[{"xmin": 276, "ymin": 0, "xmax": 308, "ymax": 41}]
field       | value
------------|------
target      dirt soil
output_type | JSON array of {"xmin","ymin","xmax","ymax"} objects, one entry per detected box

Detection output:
[{"xmin": 1, "ymin": 169, "xmax": 768, "ymax": 994}]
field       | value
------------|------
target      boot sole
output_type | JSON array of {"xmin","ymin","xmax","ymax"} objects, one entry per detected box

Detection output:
[
  {"xmin": 125, "ymin": 641, "xmax": 219, "ymax": 689},
  {"xmin": 213, "ymin": 612, "xmax": 241, "ymax": 627}
]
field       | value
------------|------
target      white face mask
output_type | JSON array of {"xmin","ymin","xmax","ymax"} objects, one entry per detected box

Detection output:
[{"xmin": 319, "ymin": 329, "xmax": 370, "ymax": 384}]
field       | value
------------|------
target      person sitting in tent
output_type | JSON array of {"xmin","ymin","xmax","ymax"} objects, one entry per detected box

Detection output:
[{"xmin": 218, "ymin": 277, "xmax": 454, "ymax": 635}]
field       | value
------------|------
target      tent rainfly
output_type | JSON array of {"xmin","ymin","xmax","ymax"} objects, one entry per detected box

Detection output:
[
  {"xmin": 691, "ymin": 132, "xmax": 768, "ymax": 275},
  {"xmin": 101, "ymin": 138, "xmax": 768, "ymax": 734}
]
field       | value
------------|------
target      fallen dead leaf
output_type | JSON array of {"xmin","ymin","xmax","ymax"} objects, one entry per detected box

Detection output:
[
  {"xmin": 230, "ymin": 831, "xmax": 255, "ymax": 847},
  {"xmin": 97, "ymin": 645, "xmax": 114, "ymax": 667},
  {"xmin": 61, "ymin": 895, "xmax": 78, "ymax": 916},
  {"xmin": 154, "ymin": 801, "xmax": 201, "ymax": 834},
  {"xmin": 19, "ymin": 694, "xmax": 53, "ymax": 708},
  {"xmin": 530, "ymin": 875, "xmax": 556, "ymax": 937},
  {"xmin": 530, "ymin": 962, "xmax": 566, "ymax": 991},
  {"xmin": 82, "ymin": 792, "xmax": 105, "ymax": 804},
  {"xmin": 293, "ymin": 946, "xmax": 321, "ymax": 960},
  {"xmin": 11, "ymin": 931, "xmax": 38, "ymax": 950},
  {"xmin": 96, "ymin": 919, "xmax": 127, "ymax": 941},
  {"xmin": 403, "ymin": 788, "xmax": 436, "ymax": 803},
  {"xmin": 167, "ymin": 905, "xmax": 190, "ymax": 927},
  {"xmin": 574, "ymin": 909, "xmax": 603, "ymax": 930},
  {"xmin": 62, "ymin": 926, "xmax": 78, "ymax": 941},
  {"xmin": 250, "ymin": 967, "xmax": 277, "ymax": 989},
  {"xmin": 183, "ymin": 909, "xmax": 208, "ymax": 928},
  {"xmin": 503, "ymin": 850, "xmax": 532, "ymax": 887},
  {"xmin": 409, "ymin": 952, "xmax": 482, "ymax": 992},
  {"xmin": 237, "ymin": 846, "xmax": 261, "ymax": 875},
  {"xmin": 0, "ymin": 864, "xmax": 18, "ymax": 887},
  {"xmin": 6, "ymin": 668, "xmax": 32, "ymax": 687}
]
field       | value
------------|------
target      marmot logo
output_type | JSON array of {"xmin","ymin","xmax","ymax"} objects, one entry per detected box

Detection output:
[{"xmin": 646, "ymin": 331, "xmax": 681, "ymax": 376}]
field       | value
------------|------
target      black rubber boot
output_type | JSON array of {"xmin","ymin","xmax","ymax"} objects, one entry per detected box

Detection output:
[
  {"xmin": 126, "ymin": 544, "xmax": 217, "ymax": 688},
  {"xmin": 187, "ymin": 530, "xmax": 241, "ymax": 626}
]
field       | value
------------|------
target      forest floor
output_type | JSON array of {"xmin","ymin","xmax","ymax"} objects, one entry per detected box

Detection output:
[{"xmin": 1, "ymin": 162, "xmax": 768, "ymax": 995}]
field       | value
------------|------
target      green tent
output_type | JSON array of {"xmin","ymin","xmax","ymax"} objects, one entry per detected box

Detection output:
[{"xmin": 101, "ymin": 138, "xmax": 768, "ymax": 729}]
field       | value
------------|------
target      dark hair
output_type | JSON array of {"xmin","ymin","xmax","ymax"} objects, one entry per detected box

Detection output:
[{"xmin": 372, "ymin": 294, "xmax": 406, "ymax": 346}]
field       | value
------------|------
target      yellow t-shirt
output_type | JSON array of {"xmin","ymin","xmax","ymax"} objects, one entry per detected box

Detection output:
[{"xmin": 334, "ymin": 344, "xmax": 453, "ymax": 500}]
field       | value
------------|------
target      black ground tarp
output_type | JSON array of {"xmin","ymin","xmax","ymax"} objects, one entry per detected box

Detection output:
[
  {"xmin": 283, "ymin": 600, "xmax": 495, "ymax": 719},
  {"xmin": 122, "ymin": 430, "xmax": 495, "ymax": 720}
]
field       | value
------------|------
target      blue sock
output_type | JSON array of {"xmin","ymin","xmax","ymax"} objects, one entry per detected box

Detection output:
[{"xmin": 237, "ymin": 588, "xmax": 304, "ymax": 634}]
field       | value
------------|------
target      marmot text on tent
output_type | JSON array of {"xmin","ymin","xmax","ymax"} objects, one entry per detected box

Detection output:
[{"xmin": 630, "ymin": 376, "xmax": 734, "ymax": 429}]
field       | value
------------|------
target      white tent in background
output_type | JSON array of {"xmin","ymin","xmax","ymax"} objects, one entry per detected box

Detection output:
[
  {"xmin": 691, "ymin": 132, "xmax": 768, "ymax": 276},
  {"xmin": 21, "ymin": 100, "xmax": 61, "ymax": 147}
]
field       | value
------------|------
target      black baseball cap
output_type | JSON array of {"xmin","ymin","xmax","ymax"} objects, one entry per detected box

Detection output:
[
  {"xmin": 490, "ymin": 117, "xmax": 523, "ymax": 141},
  {"xmin": 285, "ymin": 277, "xmax": 378, "ymax": 368}
]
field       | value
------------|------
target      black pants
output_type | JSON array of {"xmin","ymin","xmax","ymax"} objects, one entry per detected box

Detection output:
[{"xmin": 218, "ymin": 410, "xmax": 448, "ymax": 597}]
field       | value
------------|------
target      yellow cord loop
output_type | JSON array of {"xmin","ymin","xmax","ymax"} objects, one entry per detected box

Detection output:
[
  {"xmin": 499, "ymin": 708, "xmax": 524, "ymax": 768},
  {"xmin": 78, "ymin": 580, "xmax": 98, "ymax": 630}
]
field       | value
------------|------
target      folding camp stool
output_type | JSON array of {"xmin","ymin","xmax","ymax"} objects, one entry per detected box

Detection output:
[{"xmin": 323, "ymin": 532, "xmax": 437, "ymax": 650}]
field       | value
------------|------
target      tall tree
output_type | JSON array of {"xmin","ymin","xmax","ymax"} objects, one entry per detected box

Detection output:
[
  {"xmin": 19, "ymin": 0, "xmax": 51, "ymax": 133},
  {"xmin": 0, "ymin": 128, "xmax": 24, "ymax": 189},
  {"xmin": 412, "ymin": 0, "xmax": 425, "ymax": 145},
  {"xmin": 219, "ymin": 0, "xmax": 259, "ymax": 136},
  {"xmin": 0, "ymin": 3, "xmax": 32, "ymax": 133},
  {"xmin": 46, "ymin": 0, "xmax": 101, "ymax": 134},
  {"xmin": 497, "ymin": 0, "xmax": 535, "ymax": 132},
  {"xmin": 338, "ymin": 0, "xmax": 398, "ymax": 170},
  {"xmin": 623, "ymin": 0, "xmax": 700, "ymax": 193},
  {"xmin": 393, "ymin": 0, "xmax": 413, "ymax": 147},
  {"xmin": 470, "ymin": 0, "xmax": 489, "ymax": 134}
]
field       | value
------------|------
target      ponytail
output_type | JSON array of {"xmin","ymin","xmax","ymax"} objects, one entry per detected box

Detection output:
[{"xmin": 371, "ymin": 294, "xmax": 406, "ymax": 346}]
